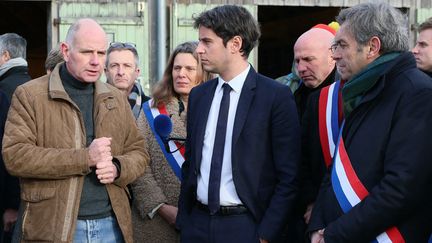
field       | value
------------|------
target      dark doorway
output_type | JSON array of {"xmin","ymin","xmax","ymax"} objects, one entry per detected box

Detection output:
[
  {"xmin": 258, "ymin": 6, "xmax": 340, "ymax": 79},
  {"xmin": 0, "ymin": 1, "xmax": 49, "ymax": 79}
]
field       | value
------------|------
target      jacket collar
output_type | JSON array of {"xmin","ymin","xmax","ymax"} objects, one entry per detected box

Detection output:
[
  {"xmin": 358, "ymin": 52, "xmax": 415, "ymax": 106},
  {"xmin": 343, "ymin": 52, "xmax": 417, "ymax": 143},
  {"xmin": 232, "ymin": 66, "xmax": 257, "ymax": 146}
]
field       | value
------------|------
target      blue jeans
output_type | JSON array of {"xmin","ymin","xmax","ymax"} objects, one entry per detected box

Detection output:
[{"xmin": 73, "ymin": 216, "xmax": 124, "ymax": 243}]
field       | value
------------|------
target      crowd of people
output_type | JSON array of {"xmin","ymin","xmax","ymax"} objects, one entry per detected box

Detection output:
[{"xmin": 1, "ymin": 2, "xmax": 432, "ymax": 243}]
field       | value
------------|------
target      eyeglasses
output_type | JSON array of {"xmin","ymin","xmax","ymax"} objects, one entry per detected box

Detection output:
[
  {"xmin": 330, "ymin": 41, "xmax": 349, "ymax": 54},
  {"xmin": 109, "ymin": 42, "xmax": 137, "ymax": 50}
]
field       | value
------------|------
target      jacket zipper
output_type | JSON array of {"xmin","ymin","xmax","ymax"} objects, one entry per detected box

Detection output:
[
  {"xmin": 21, "ymin": 202, "xmax": 29, "ymax": 240},
  {"xmin": 61, "ymin": 113, "xmax": 82, "ymax": 241}
]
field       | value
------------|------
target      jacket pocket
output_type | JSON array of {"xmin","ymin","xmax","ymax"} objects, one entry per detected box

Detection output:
[{"xmin": 21, "ymin": 186, "xmax": 57, "ymax": 241}]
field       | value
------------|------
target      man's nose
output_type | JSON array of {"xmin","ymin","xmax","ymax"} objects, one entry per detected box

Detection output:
[
  {"xmin": 196, "ymin": 42, "xmax": 205, "ymax": 54},
  {"xmin": 331, "ymin": 52, "xmax": 341, "ymax": 61},
  {"xmin": 90, "ymin": 52, "xmax": 101, "ymax": 65},
  {"xmin": 412, "ymin": 45, "xmax": 419, "ymax": 54},
  {"xmin": 117, "ymin": 65, "xmax": 125, "ymax": 75},
  {"xmin": 297, "ymin": 61, "xmax": 307, "ymax": 72}
]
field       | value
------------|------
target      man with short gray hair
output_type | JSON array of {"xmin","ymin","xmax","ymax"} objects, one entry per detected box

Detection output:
[
  {"xmin": 308, "ymin": 2, "xmax": 432, "ymax": 242},
  {"xmin": 105, "ymin": 42, "xmax": 150, "ymax": 120},
  {"xmin": 0, "ymin": 32, "xmax": 30, "ymax": 243},
  {"xmin": 0, "ymin": 33, "xmax": 30, "ymax": 101}
]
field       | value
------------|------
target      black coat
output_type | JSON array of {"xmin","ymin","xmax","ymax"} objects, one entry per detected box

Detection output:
[
  {"xmin": 0, "ymin": 66, "xmax": 31, "ymax": 101},
  {"xmin": 0, "ymin": 90, "xmax": 16, "ymax": 227},
  {"xmin": 299, "ymin": 88, "xmax": 330, "ymax": 208},
  {"xmin": 308, "ymin": 52, "xmax": 432, "ymax": 242},
  {"xmin": 0, "ymin": 66, "xmax": 30, "ymax": 221},
  {"xmin": 294, "ymin": 68, "xmax": 337, "ymax": 122}
]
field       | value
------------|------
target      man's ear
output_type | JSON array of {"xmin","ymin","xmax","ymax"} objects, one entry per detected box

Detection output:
[
  {"xmin": 230, "ymin": 36, "xmax": 243, "ymax": 54},
  {"xmin": 1, "ymin": 50, "xmax": 10, "ymax": 63},
  {"xmin": 60, "ymin": 42, "xmax": 70, "ymax": 62},
  {"xmin": 368, "ymin": 36, "xmax": 381, "ymax": 59}
]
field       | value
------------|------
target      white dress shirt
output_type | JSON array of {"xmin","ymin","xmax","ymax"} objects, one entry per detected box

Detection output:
[{"xmin": 197, "ymin": 65, "xmax": 250, "ymax": 206}]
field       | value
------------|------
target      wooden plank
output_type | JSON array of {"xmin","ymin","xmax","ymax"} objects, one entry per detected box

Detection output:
[{"xmin": 329, "ymin": 0, "xmax": 344, "ymax": 6}]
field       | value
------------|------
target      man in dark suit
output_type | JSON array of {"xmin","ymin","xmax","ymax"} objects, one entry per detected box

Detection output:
[
  {"xmin": 176, "ymin": 5, "xmax": 301, "ymax": 243},
  {"xmin": 309, "ymin": 2, "xmax": 432, "ymax": 242}
]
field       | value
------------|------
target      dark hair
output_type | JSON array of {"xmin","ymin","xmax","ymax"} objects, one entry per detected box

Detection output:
[
  {"xmin": 193, "ymin": 5, "xmax": 261, "ymax": 58},
  {"xmin": 418, "ymin": 17, "xmax": 432, "ymax": 32},
  {"xmin": 152, "ymin": 41, "xmax": 211, "ymax": 108},
  {"xmin": 0, "ymin": 33, "xmax": 27, "ymax": 59}
]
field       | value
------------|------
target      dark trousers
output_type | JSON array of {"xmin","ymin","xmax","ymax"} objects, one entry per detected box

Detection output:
[{"xmin": 180, "ymin": 206, "xmax": 259, "ymax": 243}]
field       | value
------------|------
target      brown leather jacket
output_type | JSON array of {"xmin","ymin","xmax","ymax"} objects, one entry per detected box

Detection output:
[{"xmin": 2, "ymin": 64, "xmax": 148, "ymax": 242}]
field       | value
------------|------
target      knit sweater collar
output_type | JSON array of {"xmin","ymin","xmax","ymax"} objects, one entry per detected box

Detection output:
[{"xmin": 60, "ymin": 63, "xmax": 93, "ymax": 91}]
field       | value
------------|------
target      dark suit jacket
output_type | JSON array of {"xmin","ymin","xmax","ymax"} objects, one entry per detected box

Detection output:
[
  {"xmin": 177, "ymin": 67, "xmax": 301, "ymax": 241},
  {"xmin": 0, "ymin": 90, "xmax": 12, "ymax": 230},
  {"xmin": 308, "ymin": 52, "xmax": 432, "ymax": 242},
  {"xmin": 0, "ymin": 66, "xmax": 30, "ymax": 218}
]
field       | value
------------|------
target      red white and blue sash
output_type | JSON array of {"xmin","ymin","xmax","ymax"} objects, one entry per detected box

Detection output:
[
  {"xmin": 319, "ymin": 81, "xmax": 341, "ymax": 167},
  {"xmin": 143, "ymin": 99, "xmax": 185, "ymax": 181},
  {"xmin": 331, "ymin": 123, "xmax": 405, "ymax": 243}
]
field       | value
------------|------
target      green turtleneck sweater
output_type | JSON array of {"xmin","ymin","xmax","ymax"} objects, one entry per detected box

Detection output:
[{"xmin": 60, "ymin": 64, "xmax": 113, "ymax": 220}]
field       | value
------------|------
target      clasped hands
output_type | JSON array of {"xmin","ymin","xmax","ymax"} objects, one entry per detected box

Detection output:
[{"xmin": 88, "ymin": 137, "xmax": 118, "ymax": 184}]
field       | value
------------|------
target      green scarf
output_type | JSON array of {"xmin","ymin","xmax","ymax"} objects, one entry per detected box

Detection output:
[{"xmin": 342, "ymin": 52, "xmax": 400, "ymax": 117}]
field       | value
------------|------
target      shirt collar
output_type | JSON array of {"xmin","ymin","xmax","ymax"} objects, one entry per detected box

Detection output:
[{"xmin": 217, "ymin": 64, "xmax": 250, "ymax": 93}]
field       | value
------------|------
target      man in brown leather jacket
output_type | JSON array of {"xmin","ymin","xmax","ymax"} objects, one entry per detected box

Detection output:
[{"xmin": 2, "ymin": 18, "xmax": 148, "ymax": 243}]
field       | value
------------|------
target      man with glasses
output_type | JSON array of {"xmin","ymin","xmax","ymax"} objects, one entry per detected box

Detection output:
[
  {"xmin": 2, "ymin": 18, "xmax": 148, "ymax": 242},
  {"xmin": 105, "ymin": 42, "xmax": 150, "ymax": 120},
  {"xmin": 308, "ymin": 2, "xmax": 432, "ymax": 242}
]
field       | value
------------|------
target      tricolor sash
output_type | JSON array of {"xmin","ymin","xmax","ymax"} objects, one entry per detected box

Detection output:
[
  {"xmin": 143, "ymin": 99, "xmax": 185, "ymax": 181},
  {"xmin": 319, "ymin": 81, "xmax": 341, "ymax": 167},
  {"xmin": 331, "ymin": 123, "xmax": 405, "ymax": 243}
]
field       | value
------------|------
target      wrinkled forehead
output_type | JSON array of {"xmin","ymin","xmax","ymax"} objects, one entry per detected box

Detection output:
[{"xmin": 418, "ymin": 29, "xmax": 432, "ymax": 42}]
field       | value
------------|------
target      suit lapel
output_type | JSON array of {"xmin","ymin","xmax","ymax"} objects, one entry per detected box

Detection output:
[
  {"xmin": 194, "ymin": 79, "xmax": 218, "ymax": 168},
  {"xmin": 232, "ymin": 68, "xmax": 257, "ymax": 146}
]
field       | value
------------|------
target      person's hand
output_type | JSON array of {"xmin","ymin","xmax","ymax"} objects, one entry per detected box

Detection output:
[
  {"xmin": 3, "ymin": 208, "xmax": 18, "ymax": 232},
  {"xmin": 88, "ymin": 137, "xmax": 112, "ymax": 167},
  {"xmin": 158, "ymin": 204, "xmax": 178, "ymax": 226},
  {"xmin": 311, "ymin": 229, "xmax": 325, "ymax": 243},
  {"xmin": 259, "ymin": 239, "xmax": 269, "ymax": 243},
  {"xmin": 95, "ymin": 160, "xmax": 118, "ymax": 184},
  {"xmin": 303, "ymin": 203, "xmax": 314, "ymax": 224}
]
